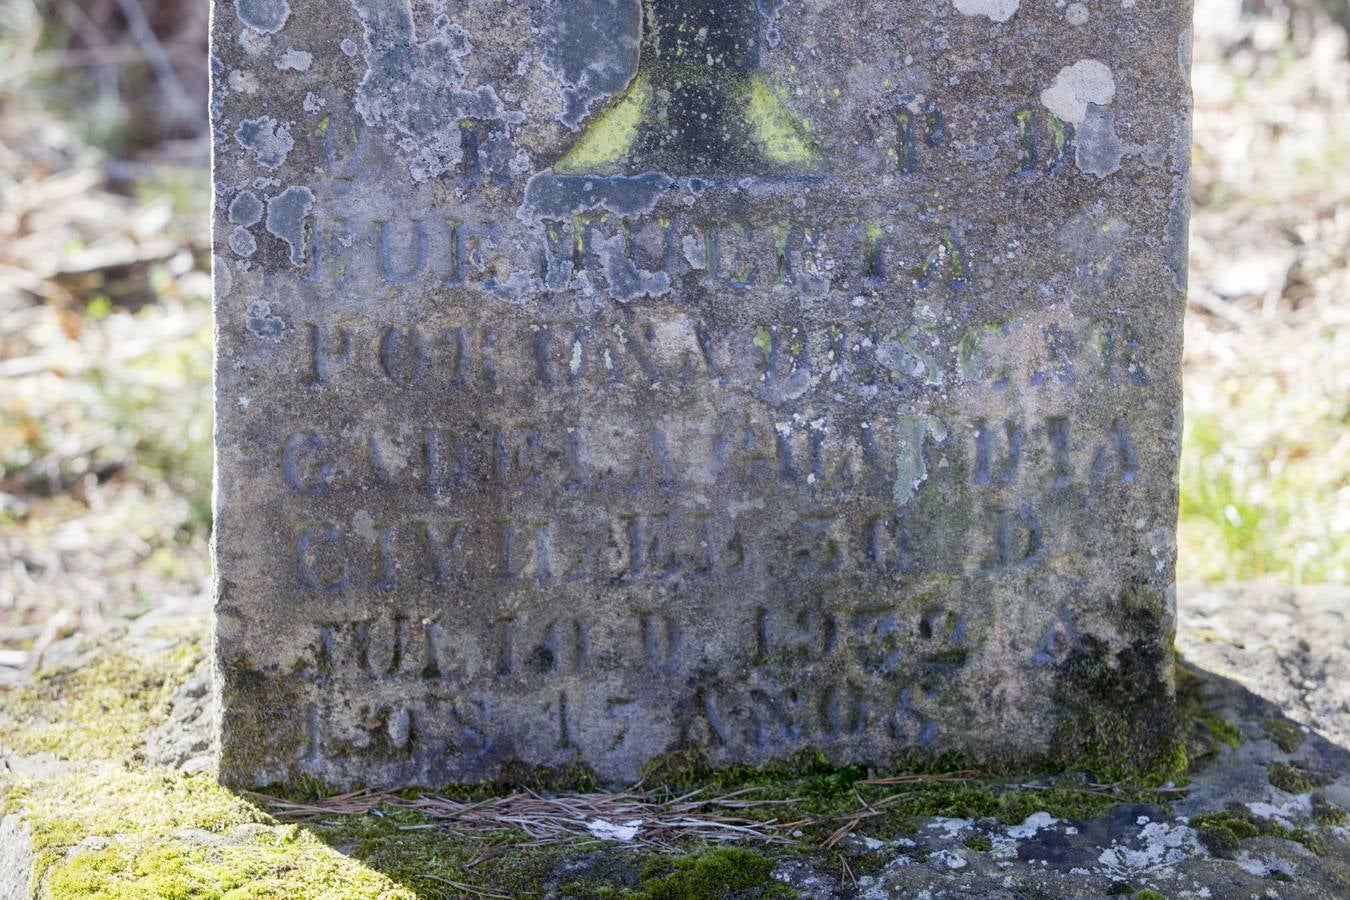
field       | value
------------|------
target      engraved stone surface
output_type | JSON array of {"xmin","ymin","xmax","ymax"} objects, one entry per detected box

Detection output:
[{"xmin": 212, "ymin": 0, "xmax": 1193, "ymax": 788}]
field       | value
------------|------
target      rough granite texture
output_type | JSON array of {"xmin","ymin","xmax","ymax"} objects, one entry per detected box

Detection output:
[{"xmin": 211, "ymin": 0, "xmax": 1194, "ymax": 788}]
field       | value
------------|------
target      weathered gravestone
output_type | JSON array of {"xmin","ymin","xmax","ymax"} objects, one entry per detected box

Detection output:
[{"xmin": 212, "ymin": 0, "xmax": 1193, "ymax": 788}]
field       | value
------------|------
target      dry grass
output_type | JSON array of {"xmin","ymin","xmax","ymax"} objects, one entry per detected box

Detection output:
[
  {"xmin": 0, "ymin": 28, "xmax": 212, "ymax": 677},
  {"xmin": 249, "ymin": 773, "xmax": 1190, "ymax": 855},
  {"xmin": 254, "ymin": 786, "xmax": 805, "ymax": 852},
  {"xmin": 1182, "ymin": 0, "xmax": 1350, "ymax": 582}
]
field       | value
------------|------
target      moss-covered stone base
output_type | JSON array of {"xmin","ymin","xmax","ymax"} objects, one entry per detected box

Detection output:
[{"xmin": 3, "ymin": 614, "xmax": 1349, "ymax": 899}]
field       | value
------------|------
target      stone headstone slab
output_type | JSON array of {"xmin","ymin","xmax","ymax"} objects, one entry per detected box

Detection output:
[{"xmin": 212, "ymin": 0, "xmax": 1193, "ymax": 788}]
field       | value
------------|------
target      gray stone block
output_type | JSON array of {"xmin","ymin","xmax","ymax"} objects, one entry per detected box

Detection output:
[{"xmin": 212, "ymin": 0, "xmax": 1194, "ymax": 788}]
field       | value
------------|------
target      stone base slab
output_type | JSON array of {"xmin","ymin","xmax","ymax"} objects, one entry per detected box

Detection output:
[{"xmin": 2, "ymin": 583, "xmax": 1347, "ymax": 898}]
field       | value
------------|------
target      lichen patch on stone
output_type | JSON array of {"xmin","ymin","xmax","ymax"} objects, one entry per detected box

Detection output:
[
  {"xmin": 229, "ymin": 226, "xmax": 258, "ymax": 258},
  {"xmin": 893, "ymin": 415, "xmax": 931, "ymax": 507},
  {"xmin": 227, "ymin": 190, "xmax": 264, "ymax": 227},
  {"xmin": 264, "ymin": 186, "xmax": 314, "ymax": 266},
  {"xmin": 538, "ymin": 0, "xmax": 642, "ymax": 128},
  {"xmin": 1075, "ymin": 106, "xmax": 1126, "ymax": 177},
  {"xmin": 233, "ymin": 116, "xmax": 294, "ymax": 170},
  {"xmin": 1041, "ymin": 60, "xmax": 1117, "ymax": 125},
  {"xmin": 234, "ymin": 0, "xmax": 290, "ymax": 35},
  {"xmin": 346, "ymin": 0, "xmax": 503, "ymax": 183},
  {"xmin": 952, "ymin": 0, "xmax": 1020, "ymax": 23},
  {"xmin": 274, "ymin": 47, "xmax": 313, "ymax": 71}
]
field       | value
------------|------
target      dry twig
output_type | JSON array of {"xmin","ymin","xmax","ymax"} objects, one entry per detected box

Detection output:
[
  {"xmin": 252, "ymin": 768, "xmax": 1188, "ymax": 857},
  {"xmin": 252, "ymin": 786, "xmax": 799, "ymax": 852}
]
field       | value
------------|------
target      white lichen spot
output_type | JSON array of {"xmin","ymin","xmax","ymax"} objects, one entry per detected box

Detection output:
[
  {"xmin": 234, "ymin": 116, "xmax": 293, "ymax": 169},
  {"xmin": 340, "ymin": 37, "xmax": 359, "ymax": 56},
  {"xmin": 1066, "ymin": 2, "xmax": 1090, "ymax": 24},
  {"xmin": 1235, "ymin": 850, "xmax": 1298, "ymax": 879},
  {"xmin": 928, "ymin": 849, "xmax": 968, "ymax": 870},
  {"xmin": 952, "ymin": 0, "xmax": 1019, "ymax": 22},
  {"xmin": 228, "ymin": 191, "xmax": 264, "ymax": 227},
  {"xmin": 681, "ymin": 234, "xmax": 708, "ymax": 270},
  {"xmin": 228, "ymin": 226, "xmax": 257, "ymax": 258},
  {"xmin": 234, "ymin": 0, "xmax": 290, "ymax": 34},
  {"xmin": 227, "ymin": 69, "xmax": 259, "ymax": 95},
  {"xmin": 1247, "ymin": 797, "xmax": 1310, "ymax": 828},
  {"xmin": 893, "ymin": 415, "xmax": 930, "ymax": 507},
  {"xmin": 1040, "ymin": 59, "xmax": 1116, "ymax": 125},
  {"xmin": 508, "ymin": 149, "xmax": 533, "ymax": 176},
  {"xmin": 275, "ymin": 48, "xmax": 313, "ymax": 71},
  {"xmin": 238, "ymin": 28, "xmax": 272, "ymax": 58},
  {"xmin": 303, "ymin": 92, "xmax": 325, "ymax": 114},
  {"xmin": 264, "ymin": 186, "xmax": 315, "ymax": 266},
  {"xmin": 1097, "ymin": 822, "xmax": 1202, "ymax": 871},
  {"xmin": 353, "ymin": 510, "xmax": 376, "ymax": 543},
  {"xmin": 214, "ymin": 257, "xmax": 234, "ymax": 297},
  {"xmin": 1007, "ymin": 812, "xmax": 1060, "ymax": 839},
  {"xmin": 586, "ymin": 819, "xmax": 641, "ymax": 842},
  {"xmin": 927, "ymin": 818, "xmax": 974, "ymax": 839}
]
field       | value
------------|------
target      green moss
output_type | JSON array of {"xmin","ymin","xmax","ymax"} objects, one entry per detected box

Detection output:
[
  {"xmin": 1199, "ymin": 715, "xmax": 1240, "ymax": 750},
  {"xmin": 1267, "ymin": 761, "xmax": 1333, "ymax": 794},
  {"xmin": 1175, "ymin": 666, "xmax": 1240, "ymax": 771},
  {"xmin": 251, "ymin": 775, "xmax": 342, "ymax": 805},
  {"xmin": 1262, "ymin": 719, "xmax": 1306, "ymax": 754},
  {"xmin": 11, "ymin": 622, "xmax": 1309, "ymax": 898},
  {"xmin": 291, "ymin": 759, "xmax": 606, "ymax": 810},
  {"xmin": 1195, "ymin": 822, "xmax": 1242, "ymax": 859},
  {"xmin": 217, "ymin": 659, "xmax": 309, "ymax": 785},
  {"xmin": 3, "ymin": 626, "xmax": 456, "ymax": 898},
  {"xmin": 1311, "ymin": 794, "xmax": 1348, "ymax": 827},
  {"xmin": 8, "ymin": 633, "xmax": 200, "ymax": 760},
  {"xmin": 1191, "ymin": 807, "xmax": 1263, "ymax": 859},
  {"xmin": 421, "ymin": 760, "xmax": 604, "ymax": 803},
  {"xmin": 1191, "ymin": 804, "xmax": 1329, "ymax": 858},
  {"xmin": 963, "ymin": 833, "xmax": 992, "ymax": 853},
  {"xmin": 1050, "ymin": 627, "xmax": 1186, "ymax": 784},
  {"xmin": 637, "ymin": 749, "xmax": 1168, "ymax": 838},
  {"xmin": 45, "ymin": 828, "xmax": 415, "ymax": 900},
  {"xmin": 310, "ymin": 806, "xmax": 518, "ymax": 897},
  {"xmin": 1284, "ymin": 826, "xmax": 1329, "ymax": 857},
  {"xmin": 958, "ymin": 323, "xmax": 1005, "ymax": 381},
  {"xmin": 18, "ymin": 771, "xmax": 259, "ymax": 855},
  {"xmin": 1134, "ymin": 891, "xmax": 1167, "ymax": 900},
  {"xmin": 635, "ymin": 847, "xmax": 791, "ymax": 900},
  {"xmin": 753, "ymin": 326, "xmax": 773, "ymax": 364}
]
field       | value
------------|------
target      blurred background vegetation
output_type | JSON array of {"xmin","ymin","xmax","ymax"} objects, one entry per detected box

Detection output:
[{"xmin": 0, "ymin": 0, "xmax": 1346, "ymax": 676}]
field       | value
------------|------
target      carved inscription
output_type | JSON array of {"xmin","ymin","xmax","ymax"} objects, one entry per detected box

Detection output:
[
  {"xmin": 296, "ymin": 212, "xmax": 978, "ymax": 298},
  {"xmin": 213, "ymin": 0, "xmax": 1190, "ymax": 787},
  {"xmin": 291, "ymin": 315, "xmax": 1152, "ymax": 396}
]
